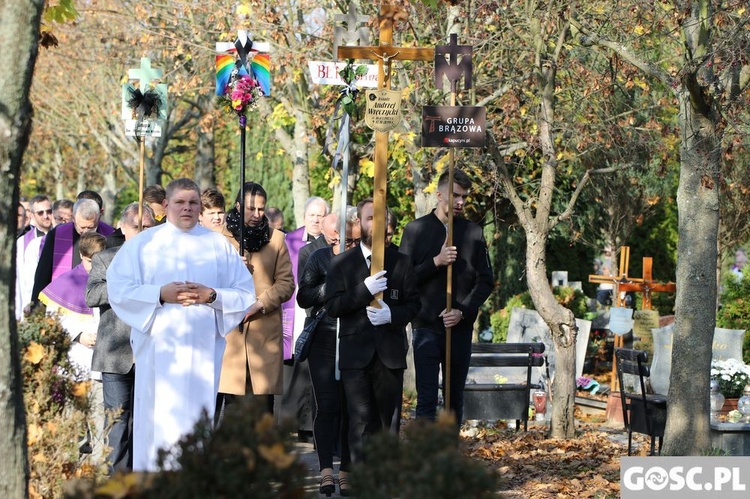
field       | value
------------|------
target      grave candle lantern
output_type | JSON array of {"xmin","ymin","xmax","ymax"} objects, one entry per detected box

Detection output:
[
  {"xmin": 738, "ymin": 384, "xmax": 750, "ymax": 423},
  {"xmin": 710, "ymin": 379, "xmax": 725, "ymax": 422}
]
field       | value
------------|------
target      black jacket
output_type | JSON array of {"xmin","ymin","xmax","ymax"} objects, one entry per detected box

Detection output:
[
  {"xmin": 297, "ymin": 246, "xmax": 338, "ymax": 349},
  {"xmin": 325, "ymin": 245, "xmax": 420, "ymax": 370},
  {"xmin": 399, "ymin": 211, "xmax": 493, "ymax": 333}
]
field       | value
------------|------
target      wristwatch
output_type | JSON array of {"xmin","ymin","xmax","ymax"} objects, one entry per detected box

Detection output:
[{"xmin": 207, "ymin": 289, "xmax": 217, "ymax": 304}]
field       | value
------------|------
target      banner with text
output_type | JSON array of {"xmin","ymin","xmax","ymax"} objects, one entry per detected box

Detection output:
[
  {"xmin": 422, "ymin": 105, "xmax": 486, "ymax": 148},
  {"xmin": 308, "ymin": 61, "xmax": 379, "ymax": 88}
]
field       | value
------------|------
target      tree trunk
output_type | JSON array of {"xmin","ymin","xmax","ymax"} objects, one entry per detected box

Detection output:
[
  {"xmin": 0, "ymin": 1, "xmax": 44, "ymax": 496},
  {"xmin": 525, "ymin": 229, "xmax": 578, "ymax": 438},
  {"xmin": 661, "ymin": 0, "xmax": 722, "ymax": 456},
  {"xmin": 101, "ymin": 161, "xmax": 117, "ymax": 225},
  {"xmin": 412, "ymin": 162, "xmax": 434, "ymax": 218},
  {"xmin": 290, "ymin": 110, "xmax": 311, "ymax": 227},
  {"xmin": 662, "ymin": 88, "xmax": 720, "ymax": 455},
  {"xmin": 194, "ymin": 116, "xmax": 216, "ymax": 190}
]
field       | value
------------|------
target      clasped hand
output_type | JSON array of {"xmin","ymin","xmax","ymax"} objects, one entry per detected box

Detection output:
[
  {"xmin": 160, "ymin": 281, "xmax": 212, "ymax": 306},
  {"xmin": 366, "ymin": 299, "xmax": 391, "ymax": 326}
]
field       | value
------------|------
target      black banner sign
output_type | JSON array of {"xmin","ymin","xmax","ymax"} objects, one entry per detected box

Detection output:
[{"xmin": 422, "ymin": 106, "xmax": 486, "ymax": 148}]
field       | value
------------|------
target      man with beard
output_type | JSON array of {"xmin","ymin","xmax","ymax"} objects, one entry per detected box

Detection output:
[{"xmin": 324, "ymin": 198, "xmax": 420, "ymax": 463}]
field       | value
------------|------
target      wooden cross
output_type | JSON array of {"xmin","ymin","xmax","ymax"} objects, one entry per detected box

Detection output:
[
  {"xmin": 588, "ymin": 246, "xmax": 676, "ymax": 310},
  {"xmin": 338, "ymin": 4, "xmax": 433, "ymax": 300},
  {"xmin": 588, "ymin": 246, "xmax": 676, "ymax": 388}
]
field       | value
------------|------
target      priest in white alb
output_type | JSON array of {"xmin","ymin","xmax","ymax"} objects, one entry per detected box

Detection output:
[{"xmin": 106, "ymin": 178, "xmax": 255, "ymax": 471}]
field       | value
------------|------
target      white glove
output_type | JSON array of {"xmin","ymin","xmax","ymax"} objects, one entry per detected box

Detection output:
[
  {"xmin": 364, "ymin": 270, "xmax": 388, "ymax": 296},
  {"xmin": 367, "ymin": 299, "xmax": 392, "ymax": 326}
]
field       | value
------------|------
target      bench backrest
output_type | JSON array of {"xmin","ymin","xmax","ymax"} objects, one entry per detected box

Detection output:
[{"xmin": 470, "ymin": 342, "xmax": 546, "ymax": 368}]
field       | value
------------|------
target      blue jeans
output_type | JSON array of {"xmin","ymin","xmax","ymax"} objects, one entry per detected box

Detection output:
[
  {"xmin": 102, "ymin": 367, "xmax": 134, "ymax": 473},
  {"xmin": 412, "ymin": 328, "xmax": 472, "ymax": 424}
]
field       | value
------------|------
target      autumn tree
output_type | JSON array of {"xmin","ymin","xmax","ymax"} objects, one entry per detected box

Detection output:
[
  {"xmin": 0, "ymin": 0, "xmax": 46, "ymax": 495},
  {"xmin": 575, "ymin": 0, "xmax": 750, "ymax": 454}
]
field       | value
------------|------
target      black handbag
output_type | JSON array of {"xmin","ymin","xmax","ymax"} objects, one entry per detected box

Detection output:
[{"xmin": 294, "ymin": 307, "xmax": 326, "ymax": 362}]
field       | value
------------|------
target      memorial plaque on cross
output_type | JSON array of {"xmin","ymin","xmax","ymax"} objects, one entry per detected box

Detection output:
[{"xmin": 337, "ymin": 3, "xmax": 433, "ymax": 302}]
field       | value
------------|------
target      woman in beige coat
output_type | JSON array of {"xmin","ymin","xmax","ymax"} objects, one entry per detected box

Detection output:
[{"xmin": 217, "ymin": 182, "xmax": 295, "ymax": 415}]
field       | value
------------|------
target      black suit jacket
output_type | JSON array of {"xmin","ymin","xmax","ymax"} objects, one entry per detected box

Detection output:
[
  {"xmin": 399, "ymin": 211, "xmax": 493, "ymax": 333},
  {"xmin": 325, "ymin": 245, "xmax": 420, "ymax": 370}
]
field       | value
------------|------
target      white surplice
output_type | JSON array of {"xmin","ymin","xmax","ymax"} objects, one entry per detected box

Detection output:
[{"xmin": 107, "ymin": 221, "xmax": 255, "ymax": 471}]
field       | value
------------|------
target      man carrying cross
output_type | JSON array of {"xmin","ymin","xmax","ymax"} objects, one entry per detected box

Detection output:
[{"xmin": 399, "ymin": 169, "xmax": 493, "ymax": 425}]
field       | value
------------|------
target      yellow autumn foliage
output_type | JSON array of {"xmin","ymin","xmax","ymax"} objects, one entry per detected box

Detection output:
[{"xmin": 24, "ymin": 341, "xmax": 45, "ymax": 364}]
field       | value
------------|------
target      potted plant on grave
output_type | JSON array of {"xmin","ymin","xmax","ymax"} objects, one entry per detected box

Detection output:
[{"xmin": 711, "ymin": 358, "xmax": 750, "ymax": 413}]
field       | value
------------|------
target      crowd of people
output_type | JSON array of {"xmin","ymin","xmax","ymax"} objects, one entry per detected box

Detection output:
[{"xmin": 15, "ymin": 169, "xmax": 494, "ymax": 496}]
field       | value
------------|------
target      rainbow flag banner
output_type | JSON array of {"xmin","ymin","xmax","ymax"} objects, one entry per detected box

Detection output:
[{"xmin": 215, "ymin": 41, "xmax": 271, "ymax": 97}]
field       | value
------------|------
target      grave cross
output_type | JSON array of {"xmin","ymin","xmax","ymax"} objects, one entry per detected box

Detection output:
[
  {"xmin": 588, "ymin": 246, "xmax": 676, "ymax": 388},
  {"xmin": 338, "ymin": 4, "xmax": 433, "ymax": 302},
  {"xmin": 334, "ymin": 0, "xmax": 370, "ymax": 58},
  {"xmin": 435, "ymin": 33, "xmax": 472, "ymax": 93},
  {"xmin": 588, "ymin": 246, "xmax": 676, "ymax": 310},
  {"xmin": 129, "ymin": 57, "xmax": 163, "ymax": 91}
]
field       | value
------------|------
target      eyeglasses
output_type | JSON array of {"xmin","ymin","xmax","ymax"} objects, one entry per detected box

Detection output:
[
  {"xmin": 36, "ymin": 209, "xmax": 53, "ymax": 216},
  {"xmin": 345, "ymin": 238, "xmax": 361, "ymax": 246}
]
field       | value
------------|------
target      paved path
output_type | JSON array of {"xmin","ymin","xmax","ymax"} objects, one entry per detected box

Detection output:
[{"xmin": 293, "ymin": 440, "xmax": 347, "ymax": 498}]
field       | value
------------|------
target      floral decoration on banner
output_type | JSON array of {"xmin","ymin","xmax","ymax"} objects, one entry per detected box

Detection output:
[
  {"xmin": 217, "ymin": 71, "xmax": 263, "ymax": 126},
  {"xmin": 711, "ymin": 358, "xmax": 750, "ymax": 398},
  {"xmin": 337, "ymin": 59, "xmax": 368, "ymax": 118}
]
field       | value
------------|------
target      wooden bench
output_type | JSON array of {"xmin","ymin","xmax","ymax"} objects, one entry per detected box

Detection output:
[{"xmin": 462, "ymin": 343, "xmax": 546, "ymax": 430}]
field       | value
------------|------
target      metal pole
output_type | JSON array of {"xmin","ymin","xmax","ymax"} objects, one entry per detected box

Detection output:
[{"xmin": 239, "ymin": 119, "xmax": 246, "ymax": 256}]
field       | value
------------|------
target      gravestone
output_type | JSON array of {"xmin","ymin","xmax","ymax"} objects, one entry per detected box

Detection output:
[
  {"xmin": 649, "ymin": 324, "xmax": 674, "ymax": 394},
  {"xmin": 713, "ymin": 328, "xmax": 745, "ymax": 362},
  {"xmin": 551, "ymin": 271, "xmax": 568, "ymax": 287},
  {"xmin": 649, "ymin": 325, "xmax": 745, "ymax": 394},
  {"xmin": 633, "ymin": 309, "xmax": 660, "ymax": 352},
  {"xmin": 467, "ymin": 308, "xmax": 591, "ymax": 387}
]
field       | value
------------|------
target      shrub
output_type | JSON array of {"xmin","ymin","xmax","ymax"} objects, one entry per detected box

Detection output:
[
  {"xmin": 67, "ymin": 397, "xmax": 309, "ymax": 498},
  {"xmin": 350, "ymin": 413, "xmax": 500, "ymax": 499},
  {"xmin": 490, "ymin": 286, "xmax": 589, "ymax": 343},
  {"xmin": 19, "ymin": 310, "xmax": 105, "ymax": 497}
]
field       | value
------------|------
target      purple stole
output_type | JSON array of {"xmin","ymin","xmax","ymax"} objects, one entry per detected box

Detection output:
[
  {"xmin": 23, "ymin": 227, "xmax": 38, "ymax": 251},
  {"xmin": 49, "ymin": 221, "xmax": 115, "ymax": 281},
  {"xmin": 39, "ymin": 264, "xmax": 92, "ymax": 315},
  {"xmin": 51, "ymin": 223, "xmax": 75, "ymax": 281}
]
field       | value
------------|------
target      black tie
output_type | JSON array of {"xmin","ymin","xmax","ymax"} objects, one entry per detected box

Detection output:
[{"xmin": 366, "ymin": 255, "xmax": 371, "ymax": 269}]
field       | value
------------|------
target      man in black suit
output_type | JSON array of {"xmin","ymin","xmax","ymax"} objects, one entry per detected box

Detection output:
[
  {"xmin": 399, "ymin": 169, "xmax": 494, "ymax": 425},
  {"xmin": 85, "ymin": 203, "xmax": 155, "ymax": 473},
  {"xmin": 325, "ymin": 198, "xmax": 420, "ymax": 463}
]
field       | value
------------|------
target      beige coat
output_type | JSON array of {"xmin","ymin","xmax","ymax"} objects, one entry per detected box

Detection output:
[{"xmin": 218, "ymin": 226, "xmax": 295, "ymax": 395}]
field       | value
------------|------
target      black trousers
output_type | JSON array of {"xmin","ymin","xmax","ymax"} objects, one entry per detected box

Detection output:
[
  {"xmin": 341, "ymin": 355, "xmax": 403, "ymax": 463},
  {"xmin": 308, "ymin": 332, "xmax": 351, "ymax": 471},
  {"xmin": 412, "ymin": 327, "xmax": 472, "ymax": 425}
]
